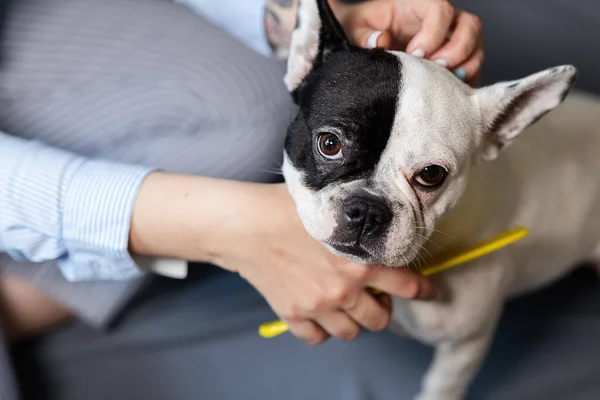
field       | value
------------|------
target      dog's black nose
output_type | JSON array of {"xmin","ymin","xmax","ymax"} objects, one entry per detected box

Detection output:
[{"xmin": 342, "ymin": 196, "xmax": 392, "ymax": 237}]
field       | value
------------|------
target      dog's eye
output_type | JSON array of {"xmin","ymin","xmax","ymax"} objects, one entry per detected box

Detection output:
[
  {"xmin": 317, "ymin": 133, "xmax": 343, "ymax": 159},
  {"xmin": 414, "ymin": 165, "xmax": 447, "ymax": 188}
]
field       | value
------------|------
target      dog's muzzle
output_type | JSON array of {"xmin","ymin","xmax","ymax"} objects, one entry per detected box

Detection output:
[{"xmin": 329, "ymin": 192, "xmax": 392, "ymax": 258}]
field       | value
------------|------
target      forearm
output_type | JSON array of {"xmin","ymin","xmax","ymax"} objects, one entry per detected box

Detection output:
[
  {"xmin": 129, "ymin": 172, "xmax": 288, "ymax": 270},
  {"xmin": 0, "ymin": 132, "xmax": 287, "ymax": 279}
]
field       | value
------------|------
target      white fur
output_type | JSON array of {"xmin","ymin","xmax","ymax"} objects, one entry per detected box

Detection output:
[
  {"xmin": 282, "ymin": 1, "xmax": 590, "ymax": 399},
  {"xmin": 282, "ymin": 153, "xmax": 339, "ymax": 241},
  {"xmin": 284, "ymin": 0, "xmax": 321, "ymax": 92},
  {"xmin": 390, "ymin": 92, "xmax": 600, "ymax": 400}
]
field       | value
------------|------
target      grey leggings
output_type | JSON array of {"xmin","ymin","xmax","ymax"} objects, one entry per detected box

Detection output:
[{"xmin": 0, "ymin": 0, "xmax": 294, "ymax": 397}]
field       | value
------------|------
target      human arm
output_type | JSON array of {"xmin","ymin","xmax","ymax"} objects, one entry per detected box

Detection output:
[
  {"xmin": 130, "ymin": 173, "xmax": 438, "ymax": 343},
  {"xmin": 0, "ymin": 130, "xmax": 437, "ymax": 343}
]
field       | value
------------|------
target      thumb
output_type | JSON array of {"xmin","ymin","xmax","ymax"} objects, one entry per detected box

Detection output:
[{"xmin": 351, "ymin": 27, "xmax": 392, "ymax": 50}]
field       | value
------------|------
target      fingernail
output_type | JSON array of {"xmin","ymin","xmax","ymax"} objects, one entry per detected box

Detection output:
[
  {"xmin": 454, "ymin": 68, "xmax": 467, "ymax": 80},
  {"xmin": 435, "ymin": 59, "xmax": 448, "ymax": 67},
  {"xmin": 367, "ymin": 31, "xmax": 383, "ymax": 49},
  {"xmin": 410, "ymin": 49, "xmax": 425, "ymax": 58}
]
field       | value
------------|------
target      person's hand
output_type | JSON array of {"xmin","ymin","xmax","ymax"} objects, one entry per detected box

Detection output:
[
  {"xmin": 331, "ymin": 0, "xmax": 484, "ymax": 85},
  {"xmin": 130, "ymin": 175, "xmax": 437, "ymax": 345},
  {"xmin": 211, "ymin": 183, "xmax": 438, "ymax": 344}
]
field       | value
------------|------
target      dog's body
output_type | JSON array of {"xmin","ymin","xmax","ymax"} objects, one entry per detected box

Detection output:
[
  {"xmin": 281, "ymin": 1, "xmax": 594, "ymax": 399},
  {"xmin": 388, "ymin": 92, "xmax": 600, "ymax": 400}
]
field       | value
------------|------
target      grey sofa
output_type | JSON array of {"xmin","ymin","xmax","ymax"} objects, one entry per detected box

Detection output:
[{"xmin": 10, "ymin": 1, "xmax": 600, "ymax": 400}]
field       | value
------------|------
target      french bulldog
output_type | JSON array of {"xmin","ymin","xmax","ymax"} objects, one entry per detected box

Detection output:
[{"xmin": 281, "ymin": 0, "xmax": 594, "ymax": 399}]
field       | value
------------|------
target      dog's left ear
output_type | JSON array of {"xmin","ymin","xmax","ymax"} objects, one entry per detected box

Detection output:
[
  {"xmin": 284, "ymin": 0, "xmax": 350, "ymax": 101},
  {"xmin": 475, "ymin": 65, "xmax": 578, "ymax": 161}
]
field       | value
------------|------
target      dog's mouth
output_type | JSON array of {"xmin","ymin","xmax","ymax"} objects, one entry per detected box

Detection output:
[
  {"xmin": 326, "ymin": 232, "xmax": 423, "ymax": 267},
  {"xmin": 327, "ymin": 241, "xmax": 378, "ymax": 262}
]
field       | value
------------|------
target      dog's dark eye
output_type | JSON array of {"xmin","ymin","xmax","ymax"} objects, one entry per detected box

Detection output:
[
  {"xmin": 317, "ymin": 133, "xmax": 343, "ymax": 159},
  {"xmin": 414, "ymin": 165, "xmax": 447, "ymax": 188}
]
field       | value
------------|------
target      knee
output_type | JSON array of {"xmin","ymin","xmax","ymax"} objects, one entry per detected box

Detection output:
[
  {"xmin": 190, "ymin": 58, "xmax": 297, "ymax": 182},
  {"xmin": 0, "ymin": 4, "xmax": 297, "ymax": 183}
]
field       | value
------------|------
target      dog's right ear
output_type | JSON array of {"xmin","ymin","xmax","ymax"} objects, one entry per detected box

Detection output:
[
  {"xmin": 284, "ymin": 0, "xmax": 350, "ymax": 102},
  {"xmin": 474, "ymin": 65, "xmax": 578, "ymax": 161}
]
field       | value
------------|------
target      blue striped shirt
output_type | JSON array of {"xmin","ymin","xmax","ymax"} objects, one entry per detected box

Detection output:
[
  {"xmin": 0, "ymin": 0, "xmax": 267, "ymax": 282},
  {"xmin": 0, "ymin": 132, "xmax": 153, "ymax": 281}
]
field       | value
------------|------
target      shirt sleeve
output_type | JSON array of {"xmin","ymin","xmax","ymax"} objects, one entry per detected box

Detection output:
[
  {"xmin": 174, "ymin": 0, "xmax": 271, "ymax": 57},
  {"xmin": 0, "ymin": 132, "xmax": 187, "ymax": 281}
]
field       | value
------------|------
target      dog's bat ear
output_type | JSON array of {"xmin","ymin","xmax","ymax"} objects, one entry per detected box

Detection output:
[
  {"xmin": 284, "ymin": 0, "xmax": 350, "ymax": 102},
  {"xmin": 475, "ymin": 65, "xmax": 578, "ymax": 161}
]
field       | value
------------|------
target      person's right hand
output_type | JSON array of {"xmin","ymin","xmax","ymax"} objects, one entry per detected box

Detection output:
[
  {"xmin": 130, "ymin": 174, "xmax": 437, "ymax": 345},
  {"xmin": 211, "ymin": 183, "xmax": 438, "ymax": 345}
]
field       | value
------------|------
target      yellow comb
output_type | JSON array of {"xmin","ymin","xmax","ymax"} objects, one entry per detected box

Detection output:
[{"xmin": 258, "ymin": 226, "xmax": 529, "ymax": 339}]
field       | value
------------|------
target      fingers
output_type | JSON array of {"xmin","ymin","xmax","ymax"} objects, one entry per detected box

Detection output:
[
  {"xmin": 453, "ymin": 39, "xmax": 485, "ymax": 85},
  {"xmin": 343, "ymin": 0, "xmax": 484, "ymax": 84},
  {"xmin": 287, "ymin": 319, "xmax": 329, "ymax": 345},
  {"xmin": 403, "ymin": 4, "xmax": 484, "ymax": 82},
  {"xmin": 358, "ymin": 29, "xmax": 392, "ymax": 50},
  {"xmin": 344, "ymin": 290, "xmax": 390, "ymax": 332},
  {"xmin": 286, "ymin": 293, "xmax": 388, "ymax": 344},
  {"xmin": 430, "ymin": 11, "xmax": 483, "ymax": 70},
  {"xmin": 315, "ymin": 311, "xmax": 361, "ymax": 341},
  {"xmin": 405, "ymin": 1, "xmax": 455, "ymax": 57},
  {"xmin": 368, "ymin": 267, "xmax": 439, "ymax": 301}
]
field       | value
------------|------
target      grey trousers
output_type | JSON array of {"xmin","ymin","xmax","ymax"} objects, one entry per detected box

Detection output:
[{"xmin": 0, "ymin": 0, "xmax": 293, "ymax": 398}]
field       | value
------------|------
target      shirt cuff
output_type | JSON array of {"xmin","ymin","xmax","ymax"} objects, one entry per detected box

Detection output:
[
  {"xmin": 0, "ymin": 134, "xmax": 155, "ymax": 281},
  {"xmin": 60, "ymin": 158, "xmax": 154, "ymax": 281}
]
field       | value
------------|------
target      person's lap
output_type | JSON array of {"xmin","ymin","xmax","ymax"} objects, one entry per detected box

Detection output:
[{"xmin": 0, "ymin": 0, "xmax": 293, "ymax": 328}]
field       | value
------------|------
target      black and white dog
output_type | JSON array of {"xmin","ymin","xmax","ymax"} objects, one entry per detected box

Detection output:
[{"xmin": 281, "ymin": 1, "xmax": 595, "ymax": 399}]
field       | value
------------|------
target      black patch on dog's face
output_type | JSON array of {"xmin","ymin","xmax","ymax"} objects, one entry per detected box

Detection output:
[{"xmin": 285, "ymin": 47, "xmax": 401, "ymax": 191}]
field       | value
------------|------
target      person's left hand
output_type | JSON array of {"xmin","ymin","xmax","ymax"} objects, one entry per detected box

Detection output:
[{"xmin": 331, "ymin": 0, "xmax": 484, "ymax": 86}]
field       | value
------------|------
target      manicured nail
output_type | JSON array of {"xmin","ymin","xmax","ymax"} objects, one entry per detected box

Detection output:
[
  {"xmin": 367, "ymin": 31, "xmax": 383, "ymax": 49},
  {"xmin": 410, "ymin": 49, "xmax": 425, "ymax": 58},
  {"xmin": 435, "ymin": 59, "xmax": 448, "ymax": 67},
  {"xmin": 454, "ymin": 68, "xmax": 467, "ymax": 80}
]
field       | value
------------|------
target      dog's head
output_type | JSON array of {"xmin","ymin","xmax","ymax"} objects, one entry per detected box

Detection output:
[{"xmin": 283, "ymin": 0, "xmax": 578, "ymax": 266}]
